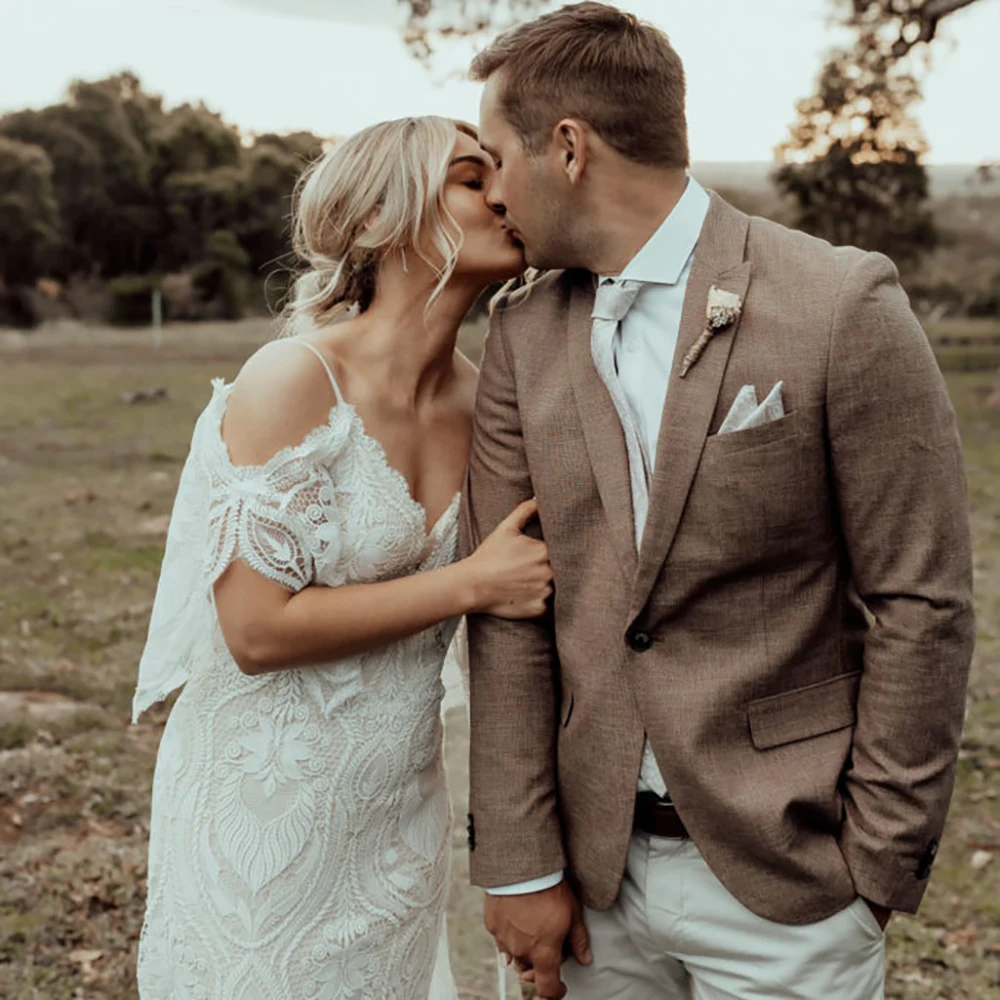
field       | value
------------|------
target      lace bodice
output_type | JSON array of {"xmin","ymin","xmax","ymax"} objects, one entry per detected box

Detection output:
[{"xmin": 135, "ymin": 353, "xmax": 462, "ymax": 1000}]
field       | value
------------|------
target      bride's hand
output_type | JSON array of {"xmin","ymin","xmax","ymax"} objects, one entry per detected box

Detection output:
[{"xmin": 465, "ymin": 498, "xmax": 554, "ymax": 619}]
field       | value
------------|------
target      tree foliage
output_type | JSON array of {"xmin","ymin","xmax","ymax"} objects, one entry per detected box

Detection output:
[
  {"xmin": 0, "ymin": 137, "xmax": 62, "ymax": 286},
  {"xmin": 398, "ymin": 0, "xmax": 551, "ymax": 62},
  {"xmin": 0, "ymin": 72, "xmax": 327, "ymax": 317},
  {"xmin": 776, "ymin": 0, "xmax": 984, "ymax": 263}
]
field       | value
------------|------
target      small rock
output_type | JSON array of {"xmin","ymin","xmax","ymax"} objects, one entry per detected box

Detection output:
[
  {"xmin": 971, "ymin": 850, "xmax": 993, "ymax": 870},
  {"xmin": 137, "ymin": 514, "xmax": 171, "ymax": 538},
  {"xmin": 121, "ymin": 387, "xmax": 168, "ymax": 405},
  {"xmin": 19, "ymin": 619, "xmax": 31, "ymax": 637},
  {"xmin": 68, "ymin": 949, "xmax": 104, "ymax": 983},
  {"xmin": 63, "ymin": 488, "xmax": 97, "ymax": 505},
  {"xmin": 68, "ymin": 949, "xmax": 103, "ymax": 964},
  {"xmin": 0, "ymin": 691, "xmax": 110, "ymax": 728}
]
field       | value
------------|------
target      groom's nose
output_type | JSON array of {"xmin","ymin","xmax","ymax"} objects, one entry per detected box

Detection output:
[{"xmin": 485, "ymin": 178, "xmax": 506, "ymax": 216}]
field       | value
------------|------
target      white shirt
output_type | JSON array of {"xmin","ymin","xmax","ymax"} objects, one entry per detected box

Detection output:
[{"xmin": 488, "ymin": 177, "xmax": 712, "ymax": 897}]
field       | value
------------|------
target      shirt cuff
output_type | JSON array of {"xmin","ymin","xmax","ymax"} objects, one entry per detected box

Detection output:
[{"xmin": 485, "ymin": 871, "xmax": 565, "ymax": 896}]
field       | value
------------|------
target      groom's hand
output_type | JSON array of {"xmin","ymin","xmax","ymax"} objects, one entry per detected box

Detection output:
[{"xmin": 485, "ymin": 880, "xmax": 591, "ymax": 1000}]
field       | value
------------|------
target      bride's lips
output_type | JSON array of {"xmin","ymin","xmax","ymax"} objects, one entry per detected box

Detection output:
[{"xmin": 503, "ymin": 227, "xmax": 525, "ymax": 248}]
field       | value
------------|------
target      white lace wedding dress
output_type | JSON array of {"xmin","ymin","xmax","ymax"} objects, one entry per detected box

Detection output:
[{"xmin": 133, "ymin": 341, "xmax": 462, "ymax": 1000}]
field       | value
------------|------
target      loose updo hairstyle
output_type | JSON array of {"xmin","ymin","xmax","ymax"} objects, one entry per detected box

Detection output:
[{"xmin": 282, "ymin": 116, "xmax": 478, "ymax": 333}]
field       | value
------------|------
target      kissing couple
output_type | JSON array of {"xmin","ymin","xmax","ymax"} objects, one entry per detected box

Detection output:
[{"xmin": 132, "ymin": 3, "xmax": 974, "ymax": 999}]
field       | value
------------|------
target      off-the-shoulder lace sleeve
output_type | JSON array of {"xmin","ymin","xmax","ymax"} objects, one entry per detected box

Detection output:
[
  {"xmin": 132, "ymin": 380, "xmax": 350, "ymax": 721},
  {"xmin": 202, "ymin": 378, "xmax": 352, "ymax": 591},
  {"xmin": 204, "ymin": 444, "xmax": 342, "ymax": 592}
]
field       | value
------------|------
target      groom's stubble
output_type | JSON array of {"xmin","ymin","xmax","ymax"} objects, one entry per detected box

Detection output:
[{"xmin": 514, "ymin": 158, "xmax": 597, "ymax": 273}]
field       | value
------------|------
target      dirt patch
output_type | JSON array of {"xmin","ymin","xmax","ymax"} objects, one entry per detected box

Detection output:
[
  {"xmin": 0, "ymin": 690, "xmax": 112, "ymax": 728},
  {"xmin": 0, "ymin": 339, "xmax": 996, "ymax": 1000}
]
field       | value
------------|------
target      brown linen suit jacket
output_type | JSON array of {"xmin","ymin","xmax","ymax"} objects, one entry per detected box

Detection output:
[{"xmin": 459, "ymin": 192, "xmax": 975, "ymax": 924}]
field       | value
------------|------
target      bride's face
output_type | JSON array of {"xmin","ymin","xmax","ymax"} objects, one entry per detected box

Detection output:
[{"xmin": 442, "ymin": 129, "xmax": 526, "ymax": 284}]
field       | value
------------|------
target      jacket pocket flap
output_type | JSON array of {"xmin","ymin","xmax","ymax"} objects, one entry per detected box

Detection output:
[{"xmin": 748, "ymin": 671, "xmax": 861, "ymax": 750}]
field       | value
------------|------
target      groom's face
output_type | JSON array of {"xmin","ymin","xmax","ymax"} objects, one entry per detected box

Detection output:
[{"xmin": 478, "ymin": 75, "xmax": 575, "ymax": 270}]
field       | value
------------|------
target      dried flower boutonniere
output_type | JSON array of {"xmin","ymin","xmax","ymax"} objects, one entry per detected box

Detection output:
[{"xmin": 679, "ymin": 286, "xmax": 743, "ymax": 378}]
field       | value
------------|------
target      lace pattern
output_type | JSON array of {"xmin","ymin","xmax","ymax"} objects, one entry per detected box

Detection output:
[{"xmin": 135, "ymin": 374, "xmax": 462, "ymax": 999}]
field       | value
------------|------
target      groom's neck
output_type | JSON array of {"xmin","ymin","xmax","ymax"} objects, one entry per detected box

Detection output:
[{"xmin": 582, "ymin": 166, "xmax": 689, "ymax": 277}]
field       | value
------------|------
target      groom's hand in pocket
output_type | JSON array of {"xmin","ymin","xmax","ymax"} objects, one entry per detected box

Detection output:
[{"xmin": 485, "ymin": 880, "xmax": 591, "ymax": 1000}]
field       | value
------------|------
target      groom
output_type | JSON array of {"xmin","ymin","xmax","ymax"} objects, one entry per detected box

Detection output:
[{"xmin": 459, "ymin": 3, "xmax": 975, "ymax": 999}]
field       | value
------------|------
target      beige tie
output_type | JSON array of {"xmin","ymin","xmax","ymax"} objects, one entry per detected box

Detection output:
[
  {"xmin": 591, "ymin": 278, "xmax": 650, "ymax": 539},
  {"xmin": 592, "ymin": 278, "xmax": 670, "ymax": 799}
]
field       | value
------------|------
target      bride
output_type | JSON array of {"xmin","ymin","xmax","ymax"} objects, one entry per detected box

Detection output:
[{"xmin": 132, "ymin": 116, "xmax": 547, "ymax": 999}]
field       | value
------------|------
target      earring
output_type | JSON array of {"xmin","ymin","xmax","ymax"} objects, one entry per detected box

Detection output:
[{"xmin": 400, "ymin": 247, "xmax": 409, "ymax": 274}]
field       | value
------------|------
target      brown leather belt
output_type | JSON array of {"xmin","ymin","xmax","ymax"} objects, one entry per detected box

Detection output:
[{"xmin": 633, "ymin": 792, "xmax": 690, "ymax": 839}]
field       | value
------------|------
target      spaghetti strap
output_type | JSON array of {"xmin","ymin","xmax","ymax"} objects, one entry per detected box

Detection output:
[{"xmin": 293, "ymin": 339, "xmax": 345, "ymax": 405}]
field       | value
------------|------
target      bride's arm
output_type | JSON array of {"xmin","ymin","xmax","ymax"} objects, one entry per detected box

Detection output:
[
  {"xmin": 216, "ymin": 557, "xmax": 476, "ymax": 674},
  {"xmin": 213, "ymin": 347, "xmax": 550, "ymax": 675}
]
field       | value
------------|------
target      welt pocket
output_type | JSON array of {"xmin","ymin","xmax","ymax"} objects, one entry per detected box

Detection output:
[
  {"xmin": 705, "ymin": 411, "xmax": 800, "ymax": 454},
  {"xmin": 747, "ymin": 671, "xmax": 861, "ymax": 750}
]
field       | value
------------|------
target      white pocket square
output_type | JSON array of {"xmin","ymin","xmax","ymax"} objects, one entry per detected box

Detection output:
[{"xmin": 718, "ymin": 381, "xmax": 785, "ymax": 435}]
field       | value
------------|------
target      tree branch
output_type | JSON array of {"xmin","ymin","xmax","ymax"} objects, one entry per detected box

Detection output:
[{"xmin": 923, "ymin": 0, "xmax": 981, "ymax": 20}]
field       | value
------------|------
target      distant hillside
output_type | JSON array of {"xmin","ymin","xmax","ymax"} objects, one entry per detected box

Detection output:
[{"xmin": 690, "ymin": 162, "xmax": 1000, "ymax": 199}]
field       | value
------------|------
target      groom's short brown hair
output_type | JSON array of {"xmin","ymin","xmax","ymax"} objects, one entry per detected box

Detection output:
[{"xmin": 470, "ymin": 2, "xmax": 689, "ymax": 169}]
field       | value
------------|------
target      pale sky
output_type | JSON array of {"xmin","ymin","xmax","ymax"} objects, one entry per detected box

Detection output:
[{"xmin": 0, "ymin": 0, "xmax": 997, "ymax": 164}]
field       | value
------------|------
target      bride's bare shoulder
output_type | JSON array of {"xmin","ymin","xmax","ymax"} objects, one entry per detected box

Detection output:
[{"xmin": 222, "ymin": 340, "xmax": 341, "ymax": 467}]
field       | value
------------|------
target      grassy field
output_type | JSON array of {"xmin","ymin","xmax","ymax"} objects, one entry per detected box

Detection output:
[{"xmin": 0, "ymin": 318, "xmax": 998, "ymax": 999}]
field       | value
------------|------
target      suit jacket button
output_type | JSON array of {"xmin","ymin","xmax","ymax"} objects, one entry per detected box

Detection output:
[{"xmin": 628, "ymin": 631, "xmax": 653, "ymax": 653}]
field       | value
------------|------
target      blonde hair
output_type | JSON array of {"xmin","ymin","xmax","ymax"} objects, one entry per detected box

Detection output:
[
  {"xmin": 470, "ymin": 2, "xmax": 688, "ymax": 169},
  {"xmin": 283, "ymin": 116, "xmax": 478, "ymax": 333}
]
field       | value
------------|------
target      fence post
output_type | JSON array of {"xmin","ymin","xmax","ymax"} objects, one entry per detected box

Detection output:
[{"xmin": 152, "ymin": 288, "xmax": 163, "ymax": 349}]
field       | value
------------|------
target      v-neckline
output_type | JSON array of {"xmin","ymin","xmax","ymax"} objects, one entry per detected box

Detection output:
[
  {"xmin": 340, "ymin": 402, "xmax": 461, "ymax": 542},
  {"xmin": 214, "ymin": 380, "xmax": 461, "ymax": 545}
]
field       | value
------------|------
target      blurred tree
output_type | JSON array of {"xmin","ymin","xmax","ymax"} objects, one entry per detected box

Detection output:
[
  {"xmin": 152, "ymin": 104, "xmax": 246, "ymax": 270},
  {"xmin": 0, "ymin": 137, "xmax": 62, "ymax": 286},
  {"xmin": 0, "ymin": 72, "xmax": 324, "ymax": 313},
  {"xmin": 0, "ymin": 108, "xmax": 104, "ymax": 276},
  {"xmin": 776, "ymin": 0, "xmax": 985, "ymax": 263},
  {"xmin": 0, "ymin": 73, "xmax": 162, "ymax": 278},
  {"xmin": 399, "ymin": 0, "xmax": 551, "ymax": 62},
  {"xmin": 238, "ymin": 132, "xmax": 326, "ymax": 280},
  {"xmin": 62, "ymin": 74, "xmax": 160, "ymax": 275},
  {"xmin": 193, "ymin": 229, "xmax": 252, "ymax": 320}
]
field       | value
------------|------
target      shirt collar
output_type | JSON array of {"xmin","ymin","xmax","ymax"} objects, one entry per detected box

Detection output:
[{"xmin": 605, "ymin": 176, "xmax": 711, "ymax": 287}]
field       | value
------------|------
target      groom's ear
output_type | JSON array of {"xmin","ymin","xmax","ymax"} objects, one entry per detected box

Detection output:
[{"xmin": 553, "ymin": 119, "xmax": 588, "ymax": 186}]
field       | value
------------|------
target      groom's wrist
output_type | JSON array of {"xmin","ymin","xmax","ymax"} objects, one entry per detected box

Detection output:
[{"xmin": 486, "ymin": 871, "xmax": 565, "ymax": 896}]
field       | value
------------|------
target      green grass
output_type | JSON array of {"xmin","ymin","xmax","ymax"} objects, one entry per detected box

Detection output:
[{"xmin": 0, "ymin": 323, "xmax": 996, "ymax": 1000}]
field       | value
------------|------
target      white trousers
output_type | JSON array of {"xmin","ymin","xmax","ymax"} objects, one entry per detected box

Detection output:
[{"xmin": 563, "ymin": 834, "xmax": 885, "ymax": 1000}]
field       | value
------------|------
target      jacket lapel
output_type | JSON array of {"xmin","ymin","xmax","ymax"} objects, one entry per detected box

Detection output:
[
  {"xmin": 630, "ymin": 195, "xmax": 752, "ymax": 617},
  {"xmin": 567, "ymin": 273, "xmax": 638, "ymax": 584}
]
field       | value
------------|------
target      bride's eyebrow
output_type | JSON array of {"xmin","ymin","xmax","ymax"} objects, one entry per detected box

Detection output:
[{"xmin": 449, "ymin": 155, "xmax": 489, "ymax": 169}]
